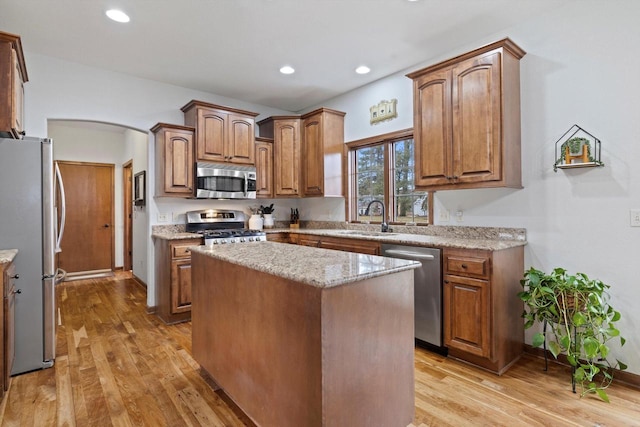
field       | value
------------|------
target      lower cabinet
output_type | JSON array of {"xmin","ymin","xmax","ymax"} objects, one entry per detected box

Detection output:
[
  {"xmin": 1, "ymin": 259, "xmax": 17, "ymax": 397},
  {"xmin": 280, "ymin": 233, "xmax": 380, "ymax": 255},
  {"xmin": 443, "ymin": 246, "xmax": 524, "ymax": 374},
  {"xmin": 155, "ymin": 238, "xmax": 200, "ymax": 324}
]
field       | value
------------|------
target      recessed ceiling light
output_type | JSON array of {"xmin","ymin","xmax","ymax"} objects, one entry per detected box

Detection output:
[
  {"xmin": 279, "ymin": 65, "xmax": 295, "ymax": 75},
  {"xmin": 355, "ymin": 65, "xmax": 371, "ymax": 75},
  {"xmin": 106, "ymin": 9, "xmax": 130, "ymax": 23}
]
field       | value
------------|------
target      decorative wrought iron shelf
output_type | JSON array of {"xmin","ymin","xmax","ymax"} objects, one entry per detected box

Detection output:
[{"xmin": 553, "ymin": 124, "xmax": 604, "ymax": 172}]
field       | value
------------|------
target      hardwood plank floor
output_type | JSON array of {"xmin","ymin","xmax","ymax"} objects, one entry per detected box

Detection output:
[{"xmin": 1, "ymin": 273, "xmax": 639, "ymax": 426}]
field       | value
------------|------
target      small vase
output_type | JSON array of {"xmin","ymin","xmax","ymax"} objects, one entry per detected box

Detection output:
[
  {"xmin": 248, "ymin": 214, "xmax": 263, "ymax": 230},
  {"xmin": 263, "ymin": 214, "xmax": 274, "ymax": 229}
]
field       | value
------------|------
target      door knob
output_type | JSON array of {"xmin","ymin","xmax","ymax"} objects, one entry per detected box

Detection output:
[{"xmin": 10, "ymin": 274, "xmax": 19, "ymax": 279}]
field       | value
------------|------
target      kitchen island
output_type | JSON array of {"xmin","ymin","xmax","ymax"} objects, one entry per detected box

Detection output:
[{"xmin": 190, "ymin": 242, "xmax": 420, "ymax": 427}]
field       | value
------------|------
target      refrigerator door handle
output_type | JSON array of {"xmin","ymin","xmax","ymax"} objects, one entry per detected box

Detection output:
[{"xmin": 55, "ymin": 162, "xmax": 66, "ymax": 253}]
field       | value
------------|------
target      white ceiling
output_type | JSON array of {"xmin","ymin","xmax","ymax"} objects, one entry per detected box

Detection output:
[{"xmin": 0, "ymin": 0, "xmax": 574, "ymax": 112}]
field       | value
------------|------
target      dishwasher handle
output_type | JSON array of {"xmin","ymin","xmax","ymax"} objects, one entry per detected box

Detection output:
[{"xmin": 383, "ymin": 249, "xmax": 436, "ymax": 260}]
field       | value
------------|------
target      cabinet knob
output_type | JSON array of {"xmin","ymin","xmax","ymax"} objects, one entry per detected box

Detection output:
[
  {"xmin": 461, "ymin": 264, "xmax": 468, "ymax": 269},
  {"xmin": 11, "ymin": 274, "xmax": 19, "ymax": 279},
  {"xmin": 19, "ymin": 131, "xmax": 26, "ymax": 136},
  {"xmin": 444, "ymin": 280, "xmax": 449, "ymax": 284},
  {"xmin": 14, "ymin": 289, "xmax": 22, "ymax": 294},
  {"xmin": 452, "ymin": 175, "xmax": 459, "ymax": 180}
]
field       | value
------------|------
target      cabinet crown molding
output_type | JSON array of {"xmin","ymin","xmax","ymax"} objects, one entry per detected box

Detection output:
[
  {"xmin": 0, "ymin": 30, "xmax": 27, "ymax": 82},
  {"xmin": 406, "ymin": 37, "xmax": 526, "ymax": 79},
  {"xmin": 150, "ymin": 122, "xmax": 195, "ymax": 132},
  {"xmin": 180, "ymin": 100, "xmax": 259, "ymax": 117}
]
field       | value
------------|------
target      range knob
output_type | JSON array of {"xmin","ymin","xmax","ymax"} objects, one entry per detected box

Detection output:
[
  {"xmin": 247, "ymin": 237, "xmax": 254, "ymax": 242},
  {"xmin": 239, "ymin": 237, "xmax": 245, "ymax": 242},
  {"xmin": 220, "ymin": 239, "xmax": 227, "ymax": 244}
]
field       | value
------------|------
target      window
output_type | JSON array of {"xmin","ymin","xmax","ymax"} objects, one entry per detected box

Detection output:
[{"xmin": 347, "ymin": 129, "xmax": 432, "ymax": 225}]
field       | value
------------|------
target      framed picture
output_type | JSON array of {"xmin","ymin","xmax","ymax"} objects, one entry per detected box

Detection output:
[{"xmin": 134, "ymin": 171, "xmax": 146, "ymax": 206}]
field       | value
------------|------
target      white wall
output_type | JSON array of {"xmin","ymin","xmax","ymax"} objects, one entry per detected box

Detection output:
[{"xmin": 308, "ymin": 0, "xmax": 640, "ymax": 374}]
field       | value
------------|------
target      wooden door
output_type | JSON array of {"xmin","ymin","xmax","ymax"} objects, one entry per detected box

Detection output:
[
  {"xmin": 255, "ymin": 138, "xmax": 273, "ymax": 198},
  {"xmin": 301, "ymin": 114, "xmax": 324, "ymax": 196},
  {"xmin": 443, "ymin": 274, "xmax": 491, "ymax": 358},
  {"xmin": 226, "ymin": 114, "xmax": 255, "ymax": 165},
  {"xmin": 171, "ymin": 259, "xmax": 192, "ymax": 314},
  {"xmin": 413, "ymin": 68, "xmax": 452, "ymax": 187},
  {"xmin": 57, "ymin": 161, "xmax": 114, "ymax": 275},
  {"xmin": 451, "ymin": 52, "xmax": 502, "ymax": 184},
  {"xmin": 123, "ymin": 160, "xmax": 133, "ymax": 271},
  {"xmin": 274, "ymin": 119, "xmax": 300, "ymax": 196},
  {"xmin": 197, "ymin": 108, "xmax": 226, "ymax": 162}
]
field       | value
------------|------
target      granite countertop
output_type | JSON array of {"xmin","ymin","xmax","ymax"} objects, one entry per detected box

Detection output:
[
  {"xmin": 267, "ymin": 229, "xmax": 527, "ymax": 251},
  {"xmin": 151, "ymin": 224, "xmax": 527, "ymax": 251},
  {"xmin": 0, "ymin": 249, "xmax": 18, "ymax": 265},
  {"xmin": 190, "ymin": 242, "xmax": 420, "ymax": 289}
]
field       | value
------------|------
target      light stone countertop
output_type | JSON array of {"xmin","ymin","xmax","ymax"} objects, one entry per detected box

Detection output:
[
  {"xmin": 0, "ymin": 249, "xmax": 18, "ymax": 265},
  {"xmin": 152, "ymin": 232, "xmax": 201, "ymax": 241},
  {"xmin": 267, "ymin": 229, "xmax": 526, "ymax": 251},
  {"xmin": 190, "ymin": 242, "xmax": 420, "ymax": 289}
]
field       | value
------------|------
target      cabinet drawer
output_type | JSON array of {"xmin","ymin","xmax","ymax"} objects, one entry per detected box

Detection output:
[
  {"xmin": 171, "ymin": 240, "xmax": 201, "ymax": 259},
  {"xmin": 444, "ymin": 250, "xmax": 490, "ymax": 279}
]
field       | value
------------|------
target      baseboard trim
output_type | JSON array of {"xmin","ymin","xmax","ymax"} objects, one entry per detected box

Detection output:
[
  {"xmin": 146, "ymin": 305, "xmax": 157, "ymax": 315},
  {"xmin": 523, "ymin": 344, "xmax": 640, "ymax": 389},
  {"xmin": 132, "ymin": 274, "xmax": 147, "ymax": 289}
]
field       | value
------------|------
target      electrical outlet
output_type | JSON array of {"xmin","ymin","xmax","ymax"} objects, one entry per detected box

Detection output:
[
  {"xmin": 157, "ymin": 213, "xmax": 169, "ymax": 222},
  {"xmin": 456, "ymin": 210, "xmax": 464, "ymax": 222},
  {"xmin": 630, "ymin": 210, "xmax": 640, "ymax": 227},
  {"xmin": 439, "ymin": 209, "xmax": 450, "ymax": 222}
]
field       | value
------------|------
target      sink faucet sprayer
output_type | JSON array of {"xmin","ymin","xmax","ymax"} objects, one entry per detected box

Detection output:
[{"xmin": 364, "ymin": 200, "xmax": 390, "ymax": 233}]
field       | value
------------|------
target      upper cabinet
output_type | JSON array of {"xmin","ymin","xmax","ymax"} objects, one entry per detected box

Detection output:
[
  {"xmin": 181, "ymin": 100, "xmax": 258, "ymax": 165},
  {"xmin": 257, "ymin": 116, "xmax": 301, "ymax": 198},
  {"xmin": 152, "ymin": 123, "xmax": 195, "ymax": 197},
  {"xmin": 407, "ymin": 38, "xmax": 525, "ymax": 190},
  {"xmin": 0, "ymin": 31, "xmax": 27, "ymax": 139},
  {"xmin": 254, "ymin": 137, "xmax": 274, "ymax": 198},
  {"xmin": 300, "ymin": 108, "xmax": 346, "ymax": 197}
]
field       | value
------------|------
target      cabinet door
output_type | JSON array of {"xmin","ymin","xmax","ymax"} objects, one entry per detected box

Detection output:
[
  {"xmin": 297, "ymin": 235, "xmax": 321, "ymax": 248},
  {"xmin": 226, "ymin": 114, "xmax": 255, "ymax": 165},
  {"xmin": 197, "ymin": 108, "xmax": 227, "ymax": 162},
  {"xmin": 274, "ymin": 119, "xmax": 300, "ymax": 196},
  {"xmin": 451, "ymin": 52, "xmax": 502, "ymax": 184},
  {"xmin": 170, "ymin": 259, "xmax": 192, "ymax": 314},
  {"xmin": 414, "ymin": 68, "xmax": 452, "ymax": 187},
  {"xmin": 163, "ymin": 130, "xmax": 194, "ymax": 194},
  {"xmin": 11, "ymin": 49, "xmax": 24, "ymax": 136},
  {"xmin": 255, "ymin": 139, "xmax": 273, "ymax": 198},
  {"xmin": 301, "ymin": 114, "xmax": 324, "ymax": 196},
  {"xmin": 443, "ymin": 274, "xmax": 491, "ymax": 358}
]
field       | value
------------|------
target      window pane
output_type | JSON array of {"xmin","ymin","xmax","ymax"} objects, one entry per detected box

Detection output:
[
  {"xmin": 393, "ymin": 139, "xmax": 428, "ymax": 223},
  {"xmin": 355, "ymin": 145, "xmax": 385, "ymax": 222}
]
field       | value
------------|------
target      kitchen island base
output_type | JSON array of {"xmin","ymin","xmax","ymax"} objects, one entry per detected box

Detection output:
[{"xmin": 191, "ymin": 250, "xmax": 415, "ymax": 427}]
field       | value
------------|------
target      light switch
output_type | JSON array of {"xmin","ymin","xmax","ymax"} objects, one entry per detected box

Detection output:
[
  {"xmin": 157, "ymin": 213, "xmax": 169, "ymax": 222},
  {"xmin": 630, "ymin": 210, "xmax": 640, "ymax": 227},
  {"xmin": 439, "ymin": 209, "xmax": 450, "ymax": 222}
]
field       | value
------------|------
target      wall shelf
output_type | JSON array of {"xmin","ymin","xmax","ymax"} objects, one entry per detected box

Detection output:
[{"xmin": 553, "ymin": 124, "xmax": 604, "ymax": 172}]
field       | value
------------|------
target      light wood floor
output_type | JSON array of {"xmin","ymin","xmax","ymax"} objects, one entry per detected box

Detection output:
[{"xmin": 1, "ymin": 273, "xmax": 639, "ymax": 426}]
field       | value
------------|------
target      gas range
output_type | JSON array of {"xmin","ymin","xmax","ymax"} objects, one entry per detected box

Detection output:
[{"xmin": 185, "ymin": 209, "xmax": 267, "ymax": 246}]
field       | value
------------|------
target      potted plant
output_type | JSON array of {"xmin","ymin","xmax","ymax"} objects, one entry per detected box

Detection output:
[
  {"xmin": 518, "ymin": 267, "xmax": 627, "ymax": 402},
  {"xmin": 260, "ymin": 204, "xmax": 275, "ymax": 228}
]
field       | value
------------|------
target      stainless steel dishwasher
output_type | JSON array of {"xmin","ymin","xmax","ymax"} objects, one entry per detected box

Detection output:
[{"xmin": 381, "ymin": 244, "xmax": 443, "ymax": 351}]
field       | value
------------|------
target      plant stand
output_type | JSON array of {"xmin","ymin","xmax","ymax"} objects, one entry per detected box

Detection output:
[{"xmin": 543, "ymin": 319, "xmax": 577, "ymax": 393}]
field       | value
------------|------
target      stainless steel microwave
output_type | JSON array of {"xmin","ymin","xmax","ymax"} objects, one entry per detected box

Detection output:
[{"xmin": 195, "ymin": 162, "xmax": 257, "ymax": 199}]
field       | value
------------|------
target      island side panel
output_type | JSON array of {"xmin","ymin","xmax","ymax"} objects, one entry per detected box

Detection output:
[
  {"xmin": 321, "ymin": 270, "xmax": 415, "ymax": 427},
  {"xmin": 191, "ymin": 251, "xmax": 323, "ymax": 427}
]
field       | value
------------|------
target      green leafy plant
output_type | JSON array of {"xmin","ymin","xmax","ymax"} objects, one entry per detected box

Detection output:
[
  {"xmin": 554, "ymin": 137, "xmax": 604, "ymax": 171},
  {"xmin": 518, "ymin": 267, "xmax": 626, "ymax": 402},
  {"xmin": 260, "ymin": 204, "xmax": 275, "ymax": 214}
]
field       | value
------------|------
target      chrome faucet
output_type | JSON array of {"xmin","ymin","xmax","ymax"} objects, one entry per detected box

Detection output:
[{"xmin": 364, "ymin": 200, "xmax": 389, "ymax": 233}]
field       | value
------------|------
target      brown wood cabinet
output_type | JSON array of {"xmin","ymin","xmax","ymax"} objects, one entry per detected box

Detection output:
[
  {"xmin": 152, "ymin": 123, "xmax": 195, "ymax": 197},
  {"xmin": 255, "ymin": 137, "xmax": 274, "ymax": 198},
  {"xmin": 154, "ymin": 238, "xmax": 200, "ymax": 324},
  {"xmin": 182, "ymin": 100, "xmax": 258, "ymax": 165},
  {"xmin": 1, "ymin": 259, "xmax": 17, "ymax": 395},
  {"xmin": 407, "ymin": 38, "xmax": 525, "ymax": 191},
  {"xmin": 301, "ymin": 108, "xmax": 346, "ymax": 197},
  {"xmin": 257, "ymin": 116, "xmax": 301, "ymax": 197},
  {"xmin": 443, "ymin": 246, "xmax": 524, "ymax": 374},
  {"xmin": 266, "ymin": 232, "xmax": 291, "ymax": 243},
  {"xmin": 0, "ymin": 31, "xmax": 27, "ymax": 139},
  {"xmin": 286, "ymin": 233, "xmax": 380, "ymax": 255}
]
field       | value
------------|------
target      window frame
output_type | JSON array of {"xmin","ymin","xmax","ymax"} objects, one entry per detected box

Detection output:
[{"xmin": 345, "ymin": 128, "xmax": 433, "ymax": 225}]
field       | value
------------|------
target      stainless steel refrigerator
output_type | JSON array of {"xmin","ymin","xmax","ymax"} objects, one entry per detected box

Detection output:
[{"xmin": 0, "ymin": 136, "xmax": 65, "ymax": 375}]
